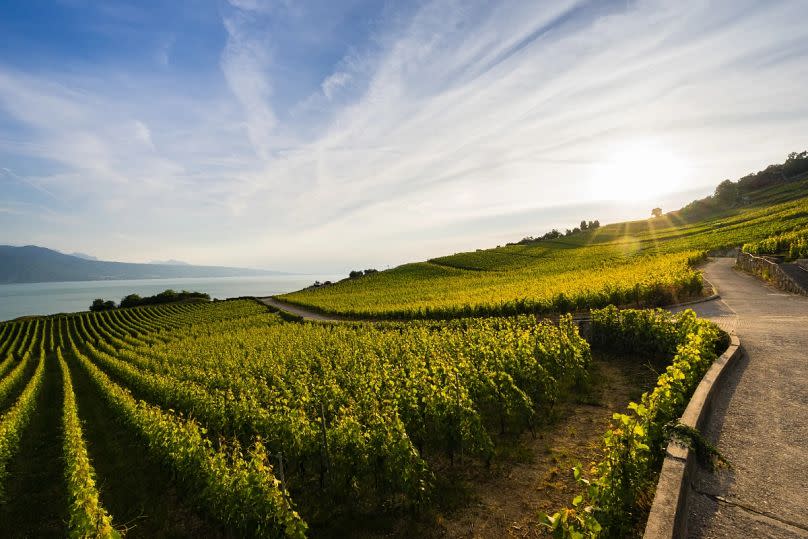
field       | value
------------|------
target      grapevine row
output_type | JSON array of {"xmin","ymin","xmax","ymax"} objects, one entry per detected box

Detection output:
[
  {"xmin": 0, "ymin": 349, "xmax": 45, "ymax": 501},
  {"xmin": 0, "ymin": 350, "xmax": 33, "ymax": 409},
  {"xmin": 58, "ymin": 348, "xmax": 119, "ymax": 538},
  {"xmin": 742, "ymin": 226, "xmax": 808, "ymax": 259},
  {"xmin": 68, "ymin": 338, "xmax": 307, "ymax": 537},
  {"xmin": 79, "ymin": 308, "xmax": 590, "ymax": 511}
]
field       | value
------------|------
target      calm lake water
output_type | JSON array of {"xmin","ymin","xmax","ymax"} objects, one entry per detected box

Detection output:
[{"xmin": 0, "ymin": 275, "xmax": 338, "ymax": 322}]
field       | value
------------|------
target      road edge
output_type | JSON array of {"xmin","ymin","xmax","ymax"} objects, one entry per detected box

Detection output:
[{"xmin": 643, "ymin": 333, "xmax": 742, "ymax": 539}]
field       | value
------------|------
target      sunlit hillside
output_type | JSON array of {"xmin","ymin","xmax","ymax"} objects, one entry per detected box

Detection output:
[{"xmin": 278, "ymin": 180, "xmax": 808, "ymax": 319}]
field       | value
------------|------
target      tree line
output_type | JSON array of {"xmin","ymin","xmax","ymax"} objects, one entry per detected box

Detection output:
[
  {"xmin": 679, "ymin": 150, "xmax": 808, "ymax": 217},
  {"xmin": 349, "ymin": 268, "xmax": 379, "ymax": 279},
  {"xmin": 308, "ymin": 268, "xmax": 379, "ymax": 289},
  {"xmin": 89, "ymin": 289, "xmax": 210, "ymax": 311},
  {"xmin": 513, "ymin": 219, "xmax": 601, "ymax": 245}
]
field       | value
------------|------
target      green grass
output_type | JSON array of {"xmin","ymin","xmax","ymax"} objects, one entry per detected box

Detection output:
[{"xmin": 279, "ymin": 180, "xmax": 808, "ymax": 318}]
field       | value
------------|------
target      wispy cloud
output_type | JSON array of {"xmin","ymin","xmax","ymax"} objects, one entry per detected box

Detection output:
[
  {"xmin": 321, "ymin": 71, "xmax": 351, "ymax": 100},
  {"xmin": 1, "ymin": 0, "xmax": 807, "ymax": 271},
  {"xmin": 221, "ymin": 10, "xmax": 279, "ymax": 161}
]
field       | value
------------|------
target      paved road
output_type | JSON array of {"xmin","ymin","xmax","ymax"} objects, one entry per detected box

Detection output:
[
  {"xmin": 675, "ymin": 258, "xmax": 808, "ymax": 538},
  {"xmin": 781, "ymin": 262, "xmax": 808, "ymax": 292}
]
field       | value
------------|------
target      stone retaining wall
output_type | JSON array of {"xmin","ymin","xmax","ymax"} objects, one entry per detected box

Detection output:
[{"xmin": 735, "ymin": 252, "xmax": 808, "ymax": 295}]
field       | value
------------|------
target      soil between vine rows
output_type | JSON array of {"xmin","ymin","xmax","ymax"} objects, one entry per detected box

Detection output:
[{"xmin": 0, "ymin": 352, "xmax": 68, "ymax": 538}]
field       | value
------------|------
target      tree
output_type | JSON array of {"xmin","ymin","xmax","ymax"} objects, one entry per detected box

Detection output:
[
  {"xmin": 590, "ymin": 220, "xmax": 600, "ymax": 229},
  {"xmin": 118, "ymin": 290, "xmax": 209, "ymax": 308},
  {"xmin": 349, "ymin": 270, "xmax": 363, "ymax": 279},
  {"xmin": 363, "ymin": 269, "xmax": 378, "ymax": 276},
  {"xmin": 714, "ymin": 179, "xmax": 739, "ymax": 206},
  {"xmin": 651, "ymin": 207, "xmax": 662, "ymax": 218},
  {"xmin": 580, "ymin": 220, "xmax": 588, "ymax": 231},
  {"xmin": 120, "ymin": 294, "xmax": 142, "ymax": 309},
  {"xmin": 155, "ymin": 289, "xmax": 178, "ymax": 302},
  {"xmin": 90, "ymin": 298, "xmax": 115, "ymax": 312},
  {"xmin": 783, "ymin": 150, "xmax": 808, "ymax": 177}
]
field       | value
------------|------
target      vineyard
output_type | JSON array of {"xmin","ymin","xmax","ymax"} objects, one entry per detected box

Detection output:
[
  {"xmin": 0, "ymin": 295, "xmax": 730, "ymax": 537},
  {"xmin": 279, "ymin": 181, "xmax": 808, "ymax": 319},
  {"xmin": 0, "ymin": 299, "xmax": 605, "ymax": 536},
  {"xmin": 0, "ymin": 176, "xmax": 798, "ymax": 537},
  {"xmin": 742, "ymin": 226, "xmax": 808, "ymax": 259},
  {"xmin": 542, "ymin": 307, "xmax": 728, "ymax": 537}
]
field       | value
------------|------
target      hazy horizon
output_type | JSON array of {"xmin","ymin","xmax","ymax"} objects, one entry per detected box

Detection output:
[
  {"xmin": 2, "ymin": 184, "xmax": 710, "ymax": 272},
  {"xmin": 2, "ymin": 1, "xmax": 807, "ymax": 273}
]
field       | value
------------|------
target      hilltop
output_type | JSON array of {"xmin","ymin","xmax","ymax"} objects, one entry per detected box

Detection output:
[
  {"xmin": 278, "ymin": 152, "xmax": 808, "ymax": 319},
  {"xmin": 0, "ymin": 246, "xmax": 286, "ymax": 284}
]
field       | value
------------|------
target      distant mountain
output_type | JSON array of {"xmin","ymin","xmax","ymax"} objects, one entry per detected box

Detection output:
[
  {"xmin": 0, "ymin": 246, "xmax": 288, "ymax": 284},
  {"xmin": 69, "ymin": 252, "xmax": 99, "ymax": 261},
  {"xmin": 148, "ymin": 259, "xmax": 190, "ymax": 266}
]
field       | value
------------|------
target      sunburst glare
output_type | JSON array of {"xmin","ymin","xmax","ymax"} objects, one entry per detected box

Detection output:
[{"xmin": 591, "ymin": 140, "xmax": 690, "ymax": 202}]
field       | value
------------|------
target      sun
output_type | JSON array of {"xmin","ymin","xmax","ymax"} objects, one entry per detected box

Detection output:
[{"xmin": 591, "ymin": 141, "xmax": 688, "ymax": 202}]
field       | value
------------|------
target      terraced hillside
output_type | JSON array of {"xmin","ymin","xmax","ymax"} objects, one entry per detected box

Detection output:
[{"xmin": 278, "ymin": 180, "xmax": 808, "ymax": 319}]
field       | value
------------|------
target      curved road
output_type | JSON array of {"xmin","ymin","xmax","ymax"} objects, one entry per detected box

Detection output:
[{"xmin": 674, "ymin": 258, "xmax": 808, "ymax": 538}]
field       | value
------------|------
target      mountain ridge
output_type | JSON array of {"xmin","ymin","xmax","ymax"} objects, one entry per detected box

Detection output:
[{"xmin": 0, "ymin": 245, "xmax": 288, "ymax": 284}]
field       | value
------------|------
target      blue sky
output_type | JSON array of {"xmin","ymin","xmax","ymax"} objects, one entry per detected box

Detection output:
[{"xmin": 1, "ymin": 0, "xmax": 807, "ymax": 272}]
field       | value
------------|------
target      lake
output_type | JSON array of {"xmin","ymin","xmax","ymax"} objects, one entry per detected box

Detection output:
[{"xmin": 0, "ymin": 275, "xmax": 338, "ymax": 322}]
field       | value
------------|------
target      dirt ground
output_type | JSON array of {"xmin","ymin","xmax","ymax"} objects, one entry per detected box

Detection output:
[
  {"xmin": 429, "ymin": 354, "xmax": 658, "ymax": 538},
  {"xmin": 327, "ymin": 353, "xmax": 660, "ymax": 539}
]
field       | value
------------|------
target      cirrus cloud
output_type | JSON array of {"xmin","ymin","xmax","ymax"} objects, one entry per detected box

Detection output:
[{"xmin": 0, "ymin": 0, "xmax": 807, "ymax": 272}]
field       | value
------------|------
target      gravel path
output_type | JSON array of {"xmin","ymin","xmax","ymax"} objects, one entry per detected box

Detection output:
[
  {"xmin": 257, "ymin": 297, "xmax": 345, "ymax": 321},
  {"xmin": 677, "ymin": 258, "xmax": 808, "ymax": 538}
]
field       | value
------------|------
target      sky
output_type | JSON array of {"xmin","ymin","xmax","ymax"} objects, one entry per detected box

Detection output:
[{"xmin": 1, "ymin": 0, "xmax": 807, "ymax": 273}]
